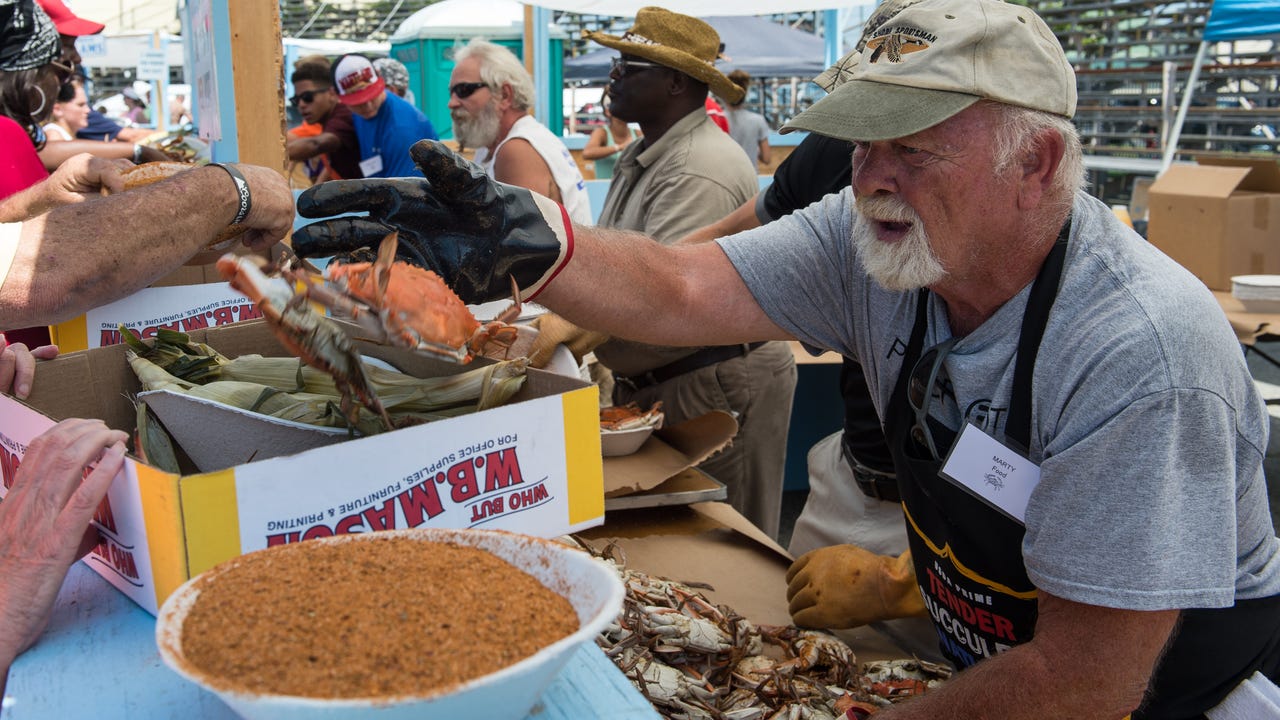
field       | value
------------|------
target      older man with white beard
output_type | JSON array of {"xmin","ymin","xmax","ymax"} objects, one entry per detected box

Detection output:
[
  {"xmin": 293, "ymin": 0, "xmax": 1280, "ymax": 715},
  {"xmin": 447, "ymin": 39, "xmax": 592, "ymax": 225}
]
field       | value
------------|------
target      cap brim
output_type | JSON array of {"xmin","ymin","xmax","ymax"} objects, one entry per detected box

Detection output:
[
  {"xmin": 56, "ymin": 17, "xmax": 105, "ymax": 36},
  {"xmin": 782, "ymin": 79, "xmax": 979, "ymax": 141},
  {"xmin": 338, "ymin": 80, "xmax": 384, "ymax": 106}
]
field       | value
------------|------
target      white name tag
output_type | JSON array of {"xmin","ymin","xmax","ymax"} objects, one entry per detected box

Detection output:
[
  {"xmin": 359, "ymin": 154, "xmax": 383, "ymax": 176},
  {"xmin": 939, "ymin": 423, "xmax": 1040, "ymax": 524}
]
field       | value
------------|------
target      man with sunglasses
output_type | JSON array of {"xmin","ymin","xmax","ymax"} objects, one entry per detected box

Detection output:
[
  {"xmin": 331, "ymin": 53, "xmax": 436, "ymax": 180},
  {"xmin": 583, "ymin": 8, "xmax": 796, "ymax": 541},
  {"xmin": 292, "ymin": 0, "xmax": 1280, "ymax": 716},
  {"xmin": 285, "ymin": 56, "xmax": 361, "ymax": 183},
  {"xmin": 448, "ymin": 39, "xmax": 591, "ymax": 225}
]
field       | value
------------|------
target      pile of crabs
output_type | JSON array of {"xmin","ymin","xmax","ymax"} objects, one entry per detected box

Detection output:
[
  {"xmin": 216, "ymin": 233, "xmax": 536, "ymax": 429},
  {"xmin": 572, "ymin": 541, "xmax": 951, "ymax": 720}
]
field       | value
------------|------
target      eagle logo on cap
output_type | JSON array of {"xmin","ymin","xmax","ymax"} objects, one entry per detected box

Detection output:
[{"xmin": 866, "ymin": 32, "xmax": 931, "ymax": 63}]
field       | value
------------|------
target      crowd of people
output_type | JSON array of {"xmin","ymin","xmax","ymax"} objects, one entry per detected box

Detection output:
[{"xmin": 3, "ymin": 0, "xmax": 1280, "ymax": 717}]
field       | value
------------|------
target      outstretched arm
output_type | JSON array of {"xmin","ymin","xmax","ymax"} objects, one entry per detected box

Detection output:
[
  {"xmin": 1, "ymin": 163, "xmax": 293, "ymax": 328},
  {"xmin": 292, "ymin": 140, "xmax": 790, "ymax": 348}
]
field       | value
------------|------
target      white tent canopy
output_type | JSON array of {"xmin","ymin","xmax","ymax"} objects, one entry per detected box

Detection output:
[{"xmin": 529, "ymin": 0, "xmax": 851, "ymax": 13}]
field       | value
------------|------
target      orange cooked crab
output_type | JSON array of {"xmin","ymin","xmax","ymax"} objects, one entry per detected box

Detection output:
[{"xmin": 310, "ymin": 232, "xmax": 538, "ymax": 364}]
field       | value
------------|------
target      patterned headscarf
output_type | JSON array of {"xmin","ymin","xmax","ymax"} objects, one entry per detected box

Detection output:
[{"xmin": 0, "ymin": 0, "xmax": 59, "ymax": 72}]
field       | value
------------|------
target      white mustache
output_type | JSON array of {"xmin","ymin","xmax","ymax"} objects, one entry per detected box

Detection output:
[{"xmin": 856, "ymin": 195, "xmax": 919, "ymax": 224}]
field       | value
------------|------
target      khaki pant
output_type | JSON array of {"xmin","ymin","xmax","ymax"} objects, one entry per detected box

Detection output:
[{"xmin": 613, "ymin": 340, "xmax": 796, "ymax": 539}]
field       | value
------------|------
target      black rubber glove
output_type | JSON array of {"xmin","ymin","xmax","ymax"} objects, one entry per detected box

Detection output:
[{"xmin": 293, "ymin": 139, "xmax": 572, "ymax": 304}]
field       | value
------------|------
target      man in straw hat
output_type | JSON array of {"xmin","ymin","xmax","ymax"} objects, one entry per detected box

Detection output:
[
  {"xmin": 293, "ymin": 1, "xmax": 1280, "ymax": 714},
  {"xmin": 582, "ymin": 7, "xmax": 797, "ymax": 541}
]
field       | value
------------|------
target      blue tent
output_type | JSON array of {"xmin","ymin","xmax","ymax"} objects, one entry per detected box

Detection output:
[
  {"xmin": 1204, "ymin": 0, "xmax": 1280, "ymax": 40},
  {"xmin": 565, "ymin": 15, "xmax": 827, "ymax": 81},
  {"xmin": 1161, "ymin": 0, "xmax": 1280, "ymax": 169}
]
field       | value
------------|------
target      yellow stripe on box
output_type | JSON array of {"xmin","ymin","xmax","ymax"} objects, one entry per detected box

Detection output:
[
  {"xmin": 180, "ymin": 468, "xmax": 242, "ymax": 578},
  {"xmin": 562, "ymin": 384, "xmax": 604, "ymax": 525},
  {"xmin": 48, "ymin": 315, "xmax": 89, "ymax": 354},
  {"xmin": 134, "ymin": 460, "xmax": 186, "ymax": 609}
]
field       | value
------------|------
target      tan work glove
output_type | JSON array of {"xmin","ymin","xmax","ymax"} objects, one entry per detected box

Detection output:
[
  {"xmin": 786, "ymin": 546, "xmax": 927, "ymax": 629},
  {"xmin": 526, "ymin": 313, "xmax": 610, "ymax": 369}
]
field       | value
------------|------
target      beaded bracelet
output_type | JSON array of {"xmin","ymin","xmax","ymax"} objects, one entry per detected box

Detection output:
[{"xmin": 209, "ymin": 163, "xmax": 251, "ymax": 225}]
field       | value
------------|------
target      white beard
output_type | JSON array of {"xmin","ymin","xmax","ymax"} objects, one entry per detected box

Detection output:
[
  {"xmin": 452, "ymin": 100, "xmax": 500, "ymax": 150},
  {"xmin": 853, "ymin": 195, "xmax": 946, "ymax": 291}
]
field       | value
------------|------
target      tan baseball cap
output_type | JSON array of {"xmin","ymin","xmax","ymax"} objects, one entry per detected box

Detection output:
[{"xmin": 783, "ymin": 0, "xmax": 1075, "ymax": 141}]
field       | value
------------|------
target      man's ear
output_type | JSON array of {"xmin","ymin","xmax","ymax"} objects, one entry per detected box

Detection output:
[{"xmin": 1018, "ymin": 128, "xmax": 1065, "ymax": 210}]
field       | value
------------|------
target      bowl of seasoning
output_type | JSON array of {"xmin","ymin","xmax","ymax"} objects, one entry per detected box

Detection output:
[{"xmin": 155, "ymin": 528, "xmax": 624, "ymax": 719}]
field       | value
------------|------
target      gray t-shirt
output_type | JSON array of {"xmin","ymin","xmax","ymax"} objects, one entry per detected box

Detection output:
[
  {"xmin": 726, "ymin": 107, "xmax": 770, "ymax": 164},
  {"xmin": 720, "ymin": 188, "xmax": 1280, "ymax": 609}
]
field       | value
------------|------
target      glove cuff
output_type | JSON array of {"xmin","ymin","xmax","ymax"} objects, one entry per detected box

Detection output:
[{"xmin": 522, "ymin": 193, "xmax": 575, "ymax": 302}]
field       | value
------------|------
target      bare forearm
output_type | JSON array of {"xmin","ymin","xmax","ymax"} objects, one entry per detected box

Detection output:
[
  {"xmin": 286, "ymin": 134, "xmax": 338, "ymax": 161},
  {"xmin": 0, "ymin": 183, "xmax": 56, "ymax": 223},
  {"xmin": 0, "ymin": 166, "xmax": 247, "ymax": 326},
  {"xmin": 879, "ymin": 598, "xmax": 1176, "ymax": 719},
  {"xmin": 37, "ymin": 140, "xmax": 137, "ymax": 170},
  {"xmin": 536, "ymin": 225, "xmax": 786, "ymax": 346}
]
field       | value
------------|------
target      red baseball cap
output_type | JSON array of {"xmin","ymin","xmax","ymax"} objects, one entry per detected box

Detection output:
[
  {"xmin": 332, "ymin": 54, "xmax": 386, "ymax": 106},
  {"xmin": 36, "ymin": 0, "xmax": 105, "ymax": 36}
]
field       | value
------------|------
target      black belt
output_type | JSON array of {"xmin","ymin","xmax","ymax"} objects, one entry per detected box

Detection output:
[
  {"xmin": 842, "ymin": 436, "xmax": 900, "ymax": 502},
  {"xmin": 614, "ymin": 342, "xmax": 767, "ymax": 391}
]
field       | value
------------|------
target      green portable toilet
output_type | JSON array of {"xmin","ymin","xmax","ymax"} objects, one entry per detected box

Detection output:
[{"xmin": 388, "ymin": 0, "xmax": 567, "ymax": 140}]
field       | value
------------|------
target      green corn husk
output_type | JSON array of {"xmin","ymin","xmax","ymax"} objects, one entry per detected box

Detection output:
[
  {"xmin": 122, "ymin": 326, "xmax": 528, "ymax": 435},
  {"xmin": 134, "ymin": 402, "xmax": 182, "ymax": 474}
]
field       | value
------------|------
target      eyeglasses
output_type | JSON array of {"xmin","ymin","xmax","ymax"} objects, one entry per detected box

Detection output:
[
  {"xmin": 288, "ymin": 89, "xmax": 327, "ymax": 107},
  {"xmin": 48, "ymin": 58, "xmax": 76, "ymax": 83},
  {"xmin": 907, "ymin": 337, "xmax": 957, "ymax": 461},
  {"xmin": 449, "ymin": 81, "xmax": 488, "ymax": 99},
  {"xmin": 609, "ymin": 57, "xmax": 665, "ymax": 76}
]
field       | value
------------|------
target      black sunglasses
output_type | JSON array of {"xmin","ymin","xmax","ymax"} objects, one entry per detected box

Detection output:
[
  {"xmin": 449, "ymin": 81, "xmax": 489, "ymax": 99},
  {"xmin": 288, "ymin": 89, "xmax": 327, "ymax": 107},
  {"xmin": 907, "ymin": 337, "xmax": 957, "ymax": 461}
]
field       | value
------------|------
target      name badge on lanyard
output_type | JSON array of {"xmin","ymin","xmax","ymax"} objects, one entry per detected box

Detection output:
[
  {"xmin": 939, "ymin": 423, "xmax": 1040, "ymax": 524},
  {"xmin": 359, "ymin": 154, "xmax": 384, "ymax": 177}
]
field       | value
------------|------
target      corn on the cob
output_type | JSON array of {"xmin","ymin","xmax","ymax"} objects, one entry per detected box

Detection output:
[{"xmin": 122, "ymin": 326, "xmax": 527, "ymax": 435}]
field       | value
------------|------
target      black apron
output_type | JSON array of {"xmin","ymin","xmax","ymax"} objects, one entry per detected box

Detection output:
[{"xmin": 883, "ymin": 226, "xmax": 1280, "ymax": 719}]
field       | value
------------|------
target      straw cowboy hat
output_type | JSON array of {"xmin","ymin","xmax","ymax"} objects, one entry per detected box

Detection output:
[{"xmin": 585, "ymin": 7, "xmax": 744, "ymax": 105}]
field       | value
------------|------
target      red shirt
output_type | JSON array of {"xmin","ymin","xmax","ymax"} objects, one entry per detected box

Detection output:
[
  {"xmin": 0, "ymin": 116, "xmax": 49, "ymax": 200},
  {"xmin": 705, "ymin": 97, "xmax": 729, "ymax": 133}
]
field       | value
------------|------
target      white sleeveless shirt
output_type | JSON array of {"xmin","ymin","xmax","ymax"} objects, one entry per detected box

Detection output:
[{"xmin": 475, "ymin": 115, "xmax": 593, "ymax": 226}]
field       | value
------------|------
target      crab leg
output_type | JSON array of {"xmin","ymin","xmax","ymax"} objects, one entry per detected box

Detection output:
[{"xmin": 217, "ymin": 254, "xmax": 394, "ymax": 431}]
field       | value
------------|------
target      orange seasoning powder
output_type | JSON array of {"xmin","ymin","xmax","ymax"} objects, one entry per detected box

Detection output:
[{"xmin": 178, "ymin": 536, "xmax": 579, "ymax": 699}]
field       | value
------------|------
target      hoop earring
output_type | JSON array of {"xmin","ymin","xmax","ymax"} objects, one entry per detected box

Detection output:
[{"xmin": 30, "ymin": 85, "xmax": 47, "ymax": 117}]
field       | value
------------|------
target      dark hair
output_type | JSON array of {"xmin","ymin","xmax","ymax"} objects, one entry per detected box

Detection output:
[
  {"xmin": 0, "ymin": 65, "xmax": 56, "ymax": 150},
  {"xmin": 291, "ymin": 56, "xmax": 332, "ymax": 86},
  {"xmin": 56, "ymin": 77, "xmax": 78, "ymax": 103}
]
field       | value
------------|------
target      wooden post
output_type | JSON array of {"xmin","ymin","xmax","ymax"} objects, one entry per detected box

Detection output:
[{"xmin": 226, "ymin": 1, "xmax": 286, "ymax": 172}]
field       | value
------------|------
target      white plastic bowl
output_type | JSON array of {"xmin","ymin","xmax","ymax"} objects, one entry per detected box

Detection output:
[
  {"xmin": 600, "ymin": 425, "xmax": 656, "ymax": 456},
  {"xmin": 155, "ymin": 528, "xmax": 624, "ymax": 720}
]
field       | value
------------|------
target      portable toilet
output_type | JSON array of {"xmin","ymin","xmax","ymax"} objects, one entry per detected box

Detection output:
[{"xmin": 388, "ymin": 0, "xmax": 568, "ymax": 139}]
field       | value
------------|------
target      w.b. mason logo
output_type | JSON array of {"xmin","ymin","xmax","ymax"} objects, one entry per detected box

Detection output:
[{"xmin": 865, "ymin": 28, "xmax": 934, "ymax": 62}]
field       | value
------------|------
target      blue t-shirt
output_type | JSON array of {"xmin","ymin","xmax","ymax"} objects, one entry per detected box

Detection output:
[{"xmin": 352, "ymin": 91, "xmax": 437, "ymax": 178}]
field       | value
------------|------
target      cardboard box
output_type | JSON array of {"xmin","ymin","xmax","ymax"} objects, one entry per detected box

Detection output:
[
  {"xmin": 1147, "ymin": 156, "xmax": 1280, "ymax": 291},
  {"xmin": 0, "ymin": 319, "xmax": 604, "ymax": 615}
]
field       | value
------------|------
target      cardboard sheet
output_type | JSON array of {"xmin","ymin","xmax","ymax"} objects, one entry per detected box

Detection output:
[
  {"xmin": 602, "ymin": 411, "xmax": 737, "ymax": 496},
  {"xmin": 577, "ymin": 502, "xmax": 908, "ymax": 662}
]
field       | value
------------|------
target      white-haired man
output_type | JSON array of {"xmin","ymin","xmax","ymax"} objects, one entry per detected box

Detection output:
[
  {"xmin": 293, "ymin": 0, "xmax": 1280, "ymax": 715},
  {"xmin": 447, "ymin": 39, "xmax": 591, "ymax": 225}
]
